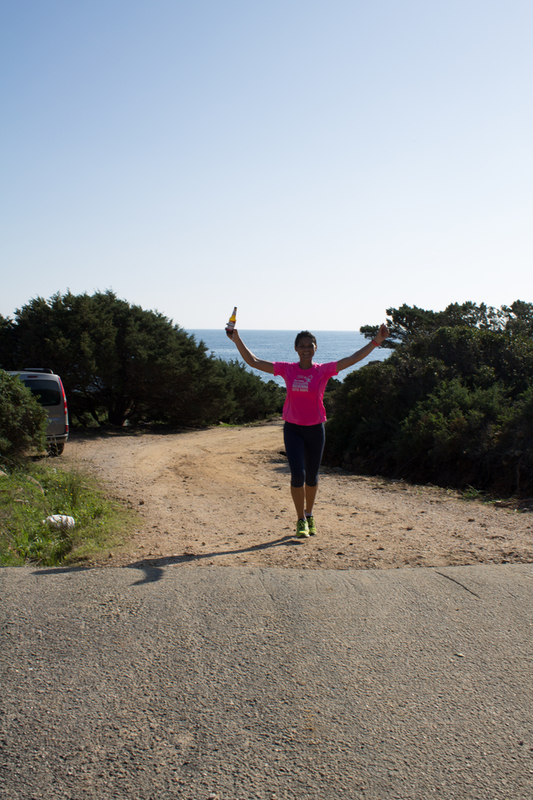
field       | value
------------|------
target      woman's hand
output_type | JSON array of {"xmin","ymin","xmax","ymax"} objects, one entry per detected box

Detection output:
[
  {"xmin": 374, "ymin": 323, "xmax": 390, "ymax": 344},
  {"xmin": 226, "ymin": 327, "xmax": 238, "ymax": 341}
]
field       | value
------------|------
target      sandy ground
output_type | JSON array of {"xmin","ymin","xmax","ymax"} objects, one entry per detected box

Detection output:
[{"xmin": 62, "ymin": 420, "xmax": 533, "ymax": 571}]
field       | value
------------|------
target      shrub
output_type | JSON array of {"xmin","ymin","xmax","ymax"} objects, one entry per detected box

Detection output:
[
  {"xmin": 324, "ymin": 325, "xmax": 533, "ymax": 495},
  {"xmin": 214, "ymin": 360, "xmax": 285, "ymax": 423},
  {"xmin": 0, "ymin": 371, "xmax": 48, "ymax": 461},
  {"xmin": 393, "ymin": 379, "xmax": 513, "ymax": 487}
]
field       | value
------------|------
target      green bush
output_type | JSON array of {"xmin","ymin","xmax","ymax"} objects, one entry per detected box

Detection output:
[
  {"xmin": 393, "ymin": 379, "xmax": 514, "ymax": 487},
  {"xmin": 325, "ymin": 354, "xmax": 448, "ymax": 475},
  {"xmin": 214, "ymin": 359, "xmax": 285, "ymax": 424},
  {"xmin": 0, "ymin": 371, "xmax": 48, "ymax": 461},
  {"xmin": 490, "ymin": 387, "xmax": 533, "ymax": 496},
  {"xmin": 324, "ymin": 324, "xmax": 533, "ymax": 496}
]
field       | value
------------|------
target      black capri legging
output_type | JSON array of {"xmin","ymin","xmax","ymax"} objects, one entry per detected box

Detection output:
[{"xmin": 283, "ymin": 422, "xmax": 325, "ymax": 488}]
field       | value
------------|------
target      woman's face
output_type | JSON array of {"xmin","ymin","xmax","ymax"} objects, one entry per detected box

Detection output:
[{"xmin": 295, "ymin": 336, "xmax": 317, "ymax": 362}]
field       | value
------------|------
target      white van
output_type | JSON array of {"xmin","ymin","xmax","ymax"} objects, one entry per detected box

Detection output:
[{"xmin": 9, "ymin": 369, "xmax": 69, "ymax": 455}]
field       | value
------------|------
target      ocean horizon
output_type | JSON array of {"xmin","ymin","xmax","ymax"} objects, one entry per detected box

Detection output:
[{"xmin": 187, "ymin": 329, "xmax": 390, "ymax": 386}]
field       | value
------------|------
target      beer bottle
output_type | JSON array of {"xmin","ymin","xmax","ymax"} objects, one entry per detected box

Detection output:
[{"xmin": 225, "ymin": 307, "xmax": 237, "ymax": 334}]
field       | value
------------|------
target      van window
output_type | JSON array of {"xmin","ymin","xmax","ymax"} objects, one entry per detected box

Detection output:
[{"xmin": 22, "ymin": 379, "xmax": 61, "ymax": 407}]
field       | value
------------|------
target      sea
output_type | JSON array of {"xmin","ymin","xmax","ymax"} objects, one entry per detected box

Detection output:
[{"xmin": 186, "ymin": 329, "xmax": 390, "ymax": 387}]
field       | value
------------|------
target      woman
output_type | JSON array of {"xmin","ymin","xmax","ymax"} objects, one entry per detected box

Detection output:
[{"xmin": 227, "ymin": 323, "xmax": 390, "ymax": 537}]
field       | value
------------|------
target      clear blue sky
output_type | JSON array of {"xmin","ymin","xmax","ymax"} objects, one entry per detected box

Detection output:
[{"xmin": 1, "ymin": 1, "xmax": 532, "ymax": 330}]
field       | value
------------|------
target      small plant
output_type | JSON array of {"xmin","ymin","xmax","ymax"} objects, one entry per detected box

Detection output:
[{"xmin": 462, "ymin": 486, "xmax": 485, "ymax": 501}]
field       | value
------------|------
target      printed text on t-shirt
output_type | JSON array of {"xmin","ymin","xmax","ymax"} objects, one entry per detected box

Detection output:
[{"xmin": 292, "ymin": 374, "xmax": 313, "ymax": 392}]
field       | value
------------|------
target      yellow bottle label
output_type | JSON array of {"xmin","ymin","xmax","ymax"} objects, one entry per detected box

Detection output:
[{"xmin": 226, "ymin": 307, "xmax": 237, "ymax": 329}]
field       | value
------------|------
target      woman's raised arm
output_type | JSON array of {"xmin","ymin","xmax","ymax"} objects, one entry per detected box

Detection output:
[
  {"xmin": 226, "ymin": 329, "xmax": 275, "ymax": 375},
  {"xmin": 336, "ymin": 323, "xmax": 390, "ymax": 373}
]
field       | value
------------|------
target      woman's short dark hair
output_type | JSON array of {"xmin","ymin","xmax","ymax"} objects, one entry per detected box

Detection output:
[{"xmin": 294, "ymin": 330, "xmax": 317, "ymax": 347}]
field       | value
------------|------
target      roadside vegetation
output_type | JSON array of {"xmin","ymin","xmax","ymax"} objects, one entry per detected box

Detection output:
[
  {"xmin": 0, "ymin": 460, "xmax": 136, "ymax": 567},
  {"xmin": 0, "ymin": 371, "xmax": 48, "ymax": 458},
  {"xmin": 325, "ymin": 300, "xmax": 533, "ymax": 499},
  {"xmin": 0, "ymin": 370, "xmax": 136, "ymax": 568}
]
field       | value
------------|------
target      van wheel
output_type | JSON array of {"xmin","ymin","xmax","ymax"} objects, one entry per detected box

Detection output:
[{"xmin": 48, "ymin": 443, "xmax": 65, "ymax": 456}]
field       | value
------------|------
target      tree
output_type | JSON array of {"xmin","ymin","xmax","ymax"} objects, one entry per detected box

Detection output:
[
  {"xmin": 359, "ymin": 300, "xmax": 533, "ymax": 348},
  {"xmin": 0, "ymin": 291, "xmax": 282, "ymax": 427},
  {"xmin": 501, "ymin": 300, "xmax": 533, "ymax": 338},
  {"xmin": 325, "ymin": 316, "xmax": 533, "ymax": 496}
]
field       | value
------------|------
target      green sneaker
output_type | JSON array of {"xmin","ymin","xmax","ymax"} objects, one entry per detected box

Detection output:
[
  {"xmin": 296, "ymin": 519, "xmax": 310, "ymax": 538},
  {"xmin": 306, "ymin": 516, "xmax": 317, "ymax": 535}
]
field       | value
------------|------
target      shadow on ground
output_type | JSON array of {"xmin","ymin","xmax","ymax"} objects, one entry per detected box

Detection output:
[{"xmin": 34, "ymin": 533, "xmax": 304, "ymax": 585}]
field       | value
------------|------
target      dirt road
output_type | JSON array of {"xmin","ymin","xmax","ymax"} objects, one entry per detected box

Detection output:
[{"xmin": 63, "ymin": 421, "xmax": 533, "ymax": 570}]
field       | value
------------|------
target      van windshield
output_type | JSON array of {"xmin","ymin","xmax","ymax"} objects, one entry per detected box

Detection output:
[{"xmin": 23, "ymin": 380, "xmax": 61, "ymax": 407}]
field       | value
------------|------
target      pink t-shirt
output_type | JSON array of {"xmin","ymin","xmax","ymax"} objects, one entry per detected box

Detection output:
[{"xmin": 273, "ymin": 361, "xmax": 339, "ymax": 425}]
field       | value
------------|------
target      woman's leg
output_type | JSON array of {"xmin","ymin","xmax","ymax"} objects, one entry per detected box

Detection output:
[
  {"xmin": 283, "ymin": 423, "xmax": 306, "ymax": 522},
  {"xmin": 304, "ymin": 483, "xmax": 318, "ymax": 516},
  {"xmin": 284, "ymin": 422, "xmax": 325, "ymax": 526},
  {"xmin": 303, "ymin": 424, "xmax": 325, "ymax": 528},
  {"xmin": 290, "ymin": 485, "xmax": 306, "ymax": 520}
]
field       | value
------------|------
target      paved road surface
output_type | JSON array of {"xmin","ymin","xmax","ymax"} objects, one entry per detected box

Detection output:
[{"xmin": 1, "ymin": 563, "xmax": 533, "ymax": 799}]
